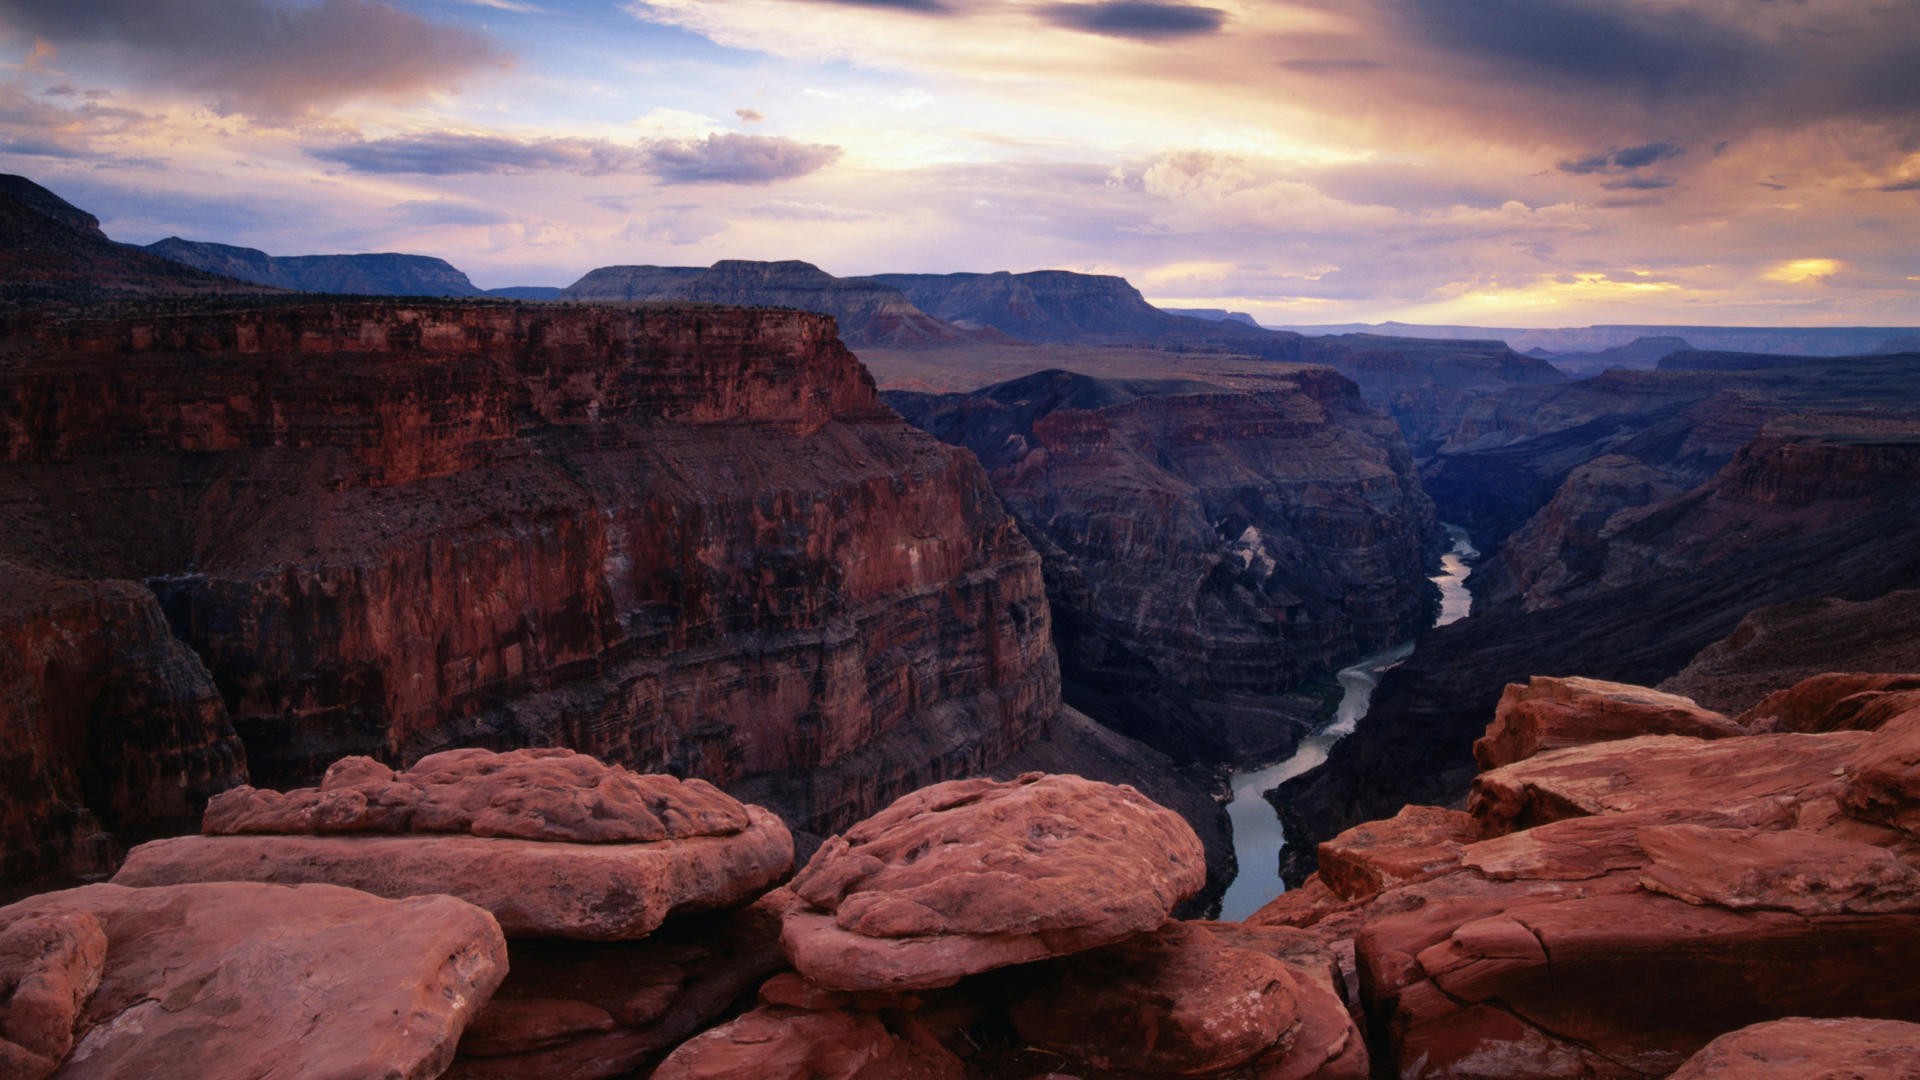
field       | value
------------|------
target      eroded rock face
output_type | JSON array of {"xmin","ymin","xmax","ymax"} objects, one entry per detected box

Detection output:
[
  {"xmin": 0, "ymin": 567, "xmax": 247, "ymax": 885},
  {"xmin": 0, "ymin": 911, "xmax": 106, "ymax": 1080},
  {"xmin": 0, "ymin": 298, "xmax": 1060, "ymax": 881},
  {"xmin": 113, "ymin": 749, "xmax": 793, "ymax": 940},
  {"xmin": 203, "ymin": 748, "xmax": 752, "ymax": 844},
  {"xmin": 1473, "ymin": 676, "xmax": 1743, "ymax": 770},
  {"xmin": 0, "ymin": 881, "xmax": 506, "ymax": 1080},
  {"xmin": 888, "ymin": 367, "xmax": 1437, "ymax": 763},
  {"xmin": 1669, "ymin": 1017, "xmax": 1920, "ymax": 1079},
  {"xmin": 1662, "ymin": 591, "xmax": 1920, "ymax": 715},
  {"xmin": 781, "ymin": 773, "xmax": 1205, "ymax": 991}
]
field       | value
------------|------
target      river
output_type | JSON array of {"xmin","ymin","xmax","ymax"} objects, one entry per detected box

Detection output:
[{"xmin": 1217, "ymin": 524, "xmax": 1479, "ymax": 921}]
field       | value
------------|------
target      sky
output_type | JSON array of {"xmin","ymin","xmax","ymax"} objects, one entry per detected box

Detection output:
[{"xmin": 1, "ymin": 0, "xmax": 1918, "ymax": 327}]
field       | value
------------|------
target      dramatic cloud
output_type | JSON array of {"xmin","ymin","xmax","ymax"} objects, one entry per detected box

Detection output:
[
  {"xmin": 309, "ymin": 132, "xmax": 840, "ymax": 185},
  {"xmin": 1036, "ymin": 2, "xmax": 1226, "ymax": 40},
  {"xmin": 1560, "ymin": 140, "xmax": 1685, "ymax": 175},
  {"xmin": 0, "ymin": 0, "xmax": 505, "ymax": 115}
]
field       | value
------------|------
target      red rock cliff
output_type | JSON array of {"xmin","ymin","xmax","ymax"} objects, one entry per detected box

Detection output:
[{"xmin": 0, "ymin": 298, "xmax": 1059, "ymax": 880}]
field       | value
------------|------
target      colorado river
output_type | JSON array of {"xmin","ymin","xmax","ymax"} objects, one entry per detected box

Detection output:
[{"xmin": 1218, "ymin": 524, "xmax": 1479, "ymax": 920}]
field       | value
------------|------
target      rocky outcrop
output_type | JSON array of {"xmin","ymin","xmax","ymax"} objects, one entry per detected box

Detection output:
[
  {"xmin": 1473, "ymin": 676, "xmax": 1743, "ymax": 770},
  {"xmin": 888, "ymin": 367, "xmax": 1436, "ymax": 763},
  {"xmin": 144, "ymin": 238, "xmax": 485, "ymax": 297},
  {"xmin": 1670, "ymin": 1017, "xmax": 1920, "ymax": 1079},
  {"xmin": 113, "ymin": 749, "xmax": 794, "ymax": 939},
  {"xmin": 197, "ymin": 748, "xmax": 754, "ymax": 842},
  {"xmin": 561, "ymin": 261, "xmax": 988, "ymax": 348},
  {"xmin": 1253, "ymin": 671, "xmax": 1920, "ymax": 1078},
  {"xmin": 0, "ymin": 881, "xmax": 507, "ymax": 1079},
  {"xmin": 0, "ymin": 297, "xmax": 1059, "ymax": 882},
  {"xmin": 780, "ymin": 773, "xmax": 1205, "ymax": 991}
]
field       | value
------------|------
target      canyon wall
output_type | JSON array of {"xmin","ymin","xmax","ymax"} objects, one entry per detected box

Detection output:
[
  {"xmin": 1279, "ymin": 430, "xmax": 1920, "ymax": 874},
  {"xmin": 888, "ymin": 367, "xmax": 1437, "ymax": 763},
  {"xmin": 0, "ymin": 298, "xmax": 1059, "ymax": 883}
]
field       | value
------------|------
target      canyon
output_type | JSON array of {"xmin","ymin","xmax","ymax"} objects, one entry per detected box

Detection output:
[
  {"xmin": 0, "ymin": 285, "xmax": 1059, "ymax": 887},
  {"xmin": 7, "ymin": 170, "xmax": 1920, "ymax": 1075}
]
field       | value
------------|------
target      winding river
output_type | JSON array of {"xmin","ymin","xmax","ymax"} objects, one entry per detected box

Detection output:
[{"xmin": 1217, "ymin": 524, "xmax": 1479, "ymax": 921}]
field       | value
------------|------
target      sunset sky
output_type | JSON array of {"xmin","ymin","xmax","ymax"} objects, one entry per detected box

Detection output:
[{"xmin": 2, "ymin": 0, "xmax": 1917, "ymax": 326}]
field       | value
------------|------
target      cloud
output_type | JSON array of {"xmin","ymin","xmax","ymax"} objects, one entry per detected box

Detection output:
[
  {"xmin": 1764, "ymin": 258, "xmax": 1842, "ymax": 284},
  {"xmin": 1883, "ymin": 179, "xmax": 1920, "ymax": 192},
  {"xmin": 308, "ymin": 131, "xmax": 841, "ymax": 184},
  {"xmin": 1560, "ymin": 140, "xmax": 1685, "ymax": 175},
  {"xmin": 644, "ymin": 132, "xmax": 842, "ymax": 183},
  {"xmin": 1601, "ymin": 175, "xmax": 1677, "ymax": 191},
  {"xmin": 735, "ymin": 108, "xmax": 764, "ymax": 123},
  {"xmin": 0, "ymin": 0, "xmax": 505, "ymax": 116},
  {"xmin": 1278, "ymin": 57, "xmax": 1384, "ymax": 74},
  {"xmin": 454, "ymin": 0, "xmax": 543, "ymax": 11},
  {"xmin": 1035, "ymin": 2, "xmax": 1225, "ymax": 40}
]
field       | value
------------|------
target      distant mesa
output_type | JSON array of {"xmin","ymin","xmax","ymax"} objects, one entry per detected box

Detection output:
[
  {"xmin": 1544, "ymin": 334, "xmax": 1695, "ymax": 376},
  {"xmin": 145, "ymin": 237, "xmax": 487, "ymax": 298},
  {"xmin": 1159, "ymin": 307, "xmax": 1262, "ymax": 327},
  {"xmin": 559, "ymin": 259, "xmax": 1005, "ymax": 349},
  {"xmin": 871, "ymin": 269, "xmax": 1301, "ymax": 355}
]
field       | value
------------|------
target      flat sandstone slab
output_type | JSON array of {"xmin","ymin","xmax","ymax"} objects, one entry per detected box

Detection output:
[
  {"xmin": 113, "ymin": 805, "xmax": 792, "ymax": 939},
  {"xmin": 0, "ymin": 881, "xmax": 506, "ymax": 1080}
]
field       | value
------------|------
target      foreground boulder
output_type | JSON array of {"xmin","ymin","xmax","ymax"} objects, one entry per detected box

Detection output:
[
  {"xmin": 1670, "ymin": 1017, "xmax": 1920, "ymax": 1079},
  {"xmin": 779, "ymin": 773, "xmax": 1205, "ymax": 991},
  {"xmin": 0, "ymin": 881, "xmax": 506, "ymax": 1079},
  {"xmin": 1473, "ymin": 676, "xmax": 1743, "ymax": 770},
  {"xmin": 112, "ymin": 749, "xmax": 793, "ymax": 939}
]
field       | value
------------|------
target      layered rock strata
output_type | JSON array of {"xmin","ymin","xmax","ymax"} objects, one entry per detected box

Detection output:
[
  {"xmin": 1279, "ymin": 424, "xmax": 1920, "ymax": 869},
  {"xmin": 0, "ymin": 881, "xmax": 507, "ymax": 1080},
  {"xmin": 560, "ymin": 261, "xmax": 988, "ymax": 348},
  {"xmin": 888, "ymin": 368, "xmax": 1437, "ymax": 763},
  {"xmin": 0, "ymin": 298, "xmax": 1059, "ymax": 879},
  {"xmin": 1254, "ymin": 672, "xmax": 1920, "ymax": 1077}
]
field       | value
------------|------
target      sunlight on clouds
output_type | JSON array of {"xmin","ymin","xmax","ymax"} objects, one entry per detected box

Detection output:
[{"xmin": 1765, "ymin": 258, "xmax": 1843, "ymax": 284}]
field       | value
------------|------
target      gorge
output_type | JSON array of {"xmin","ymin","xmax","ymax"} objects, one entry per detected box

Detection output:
[{"xmin": 1220, "ymin": 524, "xmax": 1477, "ymax": 920}]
